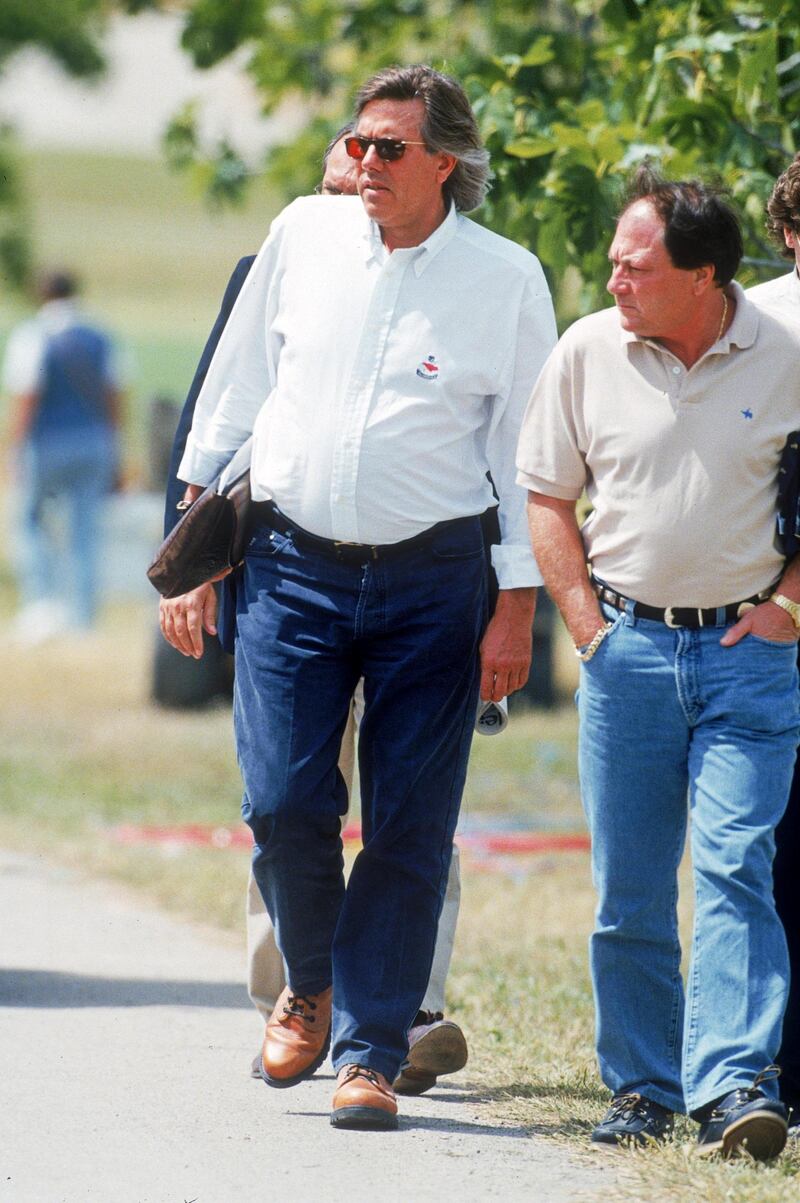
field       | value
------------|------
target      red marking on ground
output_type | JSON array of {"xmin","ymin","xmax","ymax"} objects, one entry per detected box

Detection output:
[{"xmin": 110, "ymin": 823, "xmax": 589, "ymax": 854}]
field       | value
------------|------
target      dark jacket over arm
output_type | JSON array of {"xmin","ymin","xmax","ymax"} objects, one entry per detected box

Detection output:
[
  {"xmin": 163, "ymin": 255, "xmax": 255, "ymax": 653},
  {"xmin": 164, "ymin": 255, "xmax": 256, "ymax": 535}
]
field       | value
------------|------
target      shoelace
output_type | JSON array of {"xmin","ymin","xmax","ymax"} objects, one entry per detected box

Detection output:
[
  {"xmin": 607, "ymin": 1092, "xmax": 648, "ymax": 1121},
  {"xmin": 282, "ymin": 994, "xmax": 318, "ymax": 1023},
  {"xmin": 341, "ymin": 1065, "xmax": 383, "ymax": 1088},
  {"xmin": 707, "ymin": 1065, "xmax": 782, "ymax": 1119}
]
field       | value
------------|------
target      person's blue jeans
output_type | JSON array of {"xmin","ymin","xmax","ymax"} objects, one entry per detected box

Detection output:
[
  {"xmin": 578, "ymin": 600, "xmax": 800, "ymax": 1114},
  {"xmin": 235, "ymin": 511, "xmax": 486, "ymax": 1082},
  {"xmin": 16, "ymin": 427, "xmax": 117, "ymax": 627}
]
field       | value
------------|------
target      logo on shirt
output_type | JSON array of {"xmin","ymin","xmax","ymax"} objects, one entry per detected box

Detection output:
[
  {"xmin": 741, "ymin": 408, "xmax": 754, "ymax": 420},
  {"xmin": 416, "ymin": 354, "xmax": 439, "ymax": 381}
]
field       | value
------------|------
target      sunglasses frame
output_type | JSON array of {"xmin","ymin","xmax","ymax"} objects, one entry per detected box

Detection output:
[{"xmin": 344, "ymin": 135, "xmax": 428, "ymax": 163}]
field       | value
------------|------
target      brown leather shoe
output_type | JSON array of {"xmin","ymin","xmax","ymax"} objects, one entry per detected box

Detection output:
[
  {"xmin": 257, "ymin": 985, "xmax": 332, "ymax": 1088},
  {"xmin": 330, "ymin": 1065, "xmax": 399, "ymax": 1130},
  {"xmin": 393, "ymin": 1011, "xmax": 468, "ymax": 1096}
]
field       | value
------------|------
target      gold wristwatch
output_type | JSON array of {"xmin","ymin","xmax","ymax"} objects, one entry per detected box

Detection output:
[{"xmin": 769, "ymin": 592, "xmax": 800, "ymax": 630}]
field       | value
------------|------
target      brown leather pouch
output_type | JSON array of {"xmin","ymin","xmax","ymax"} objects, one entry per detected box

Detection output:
[{"xmin": 147, "ymin": 468, "xmax": 251, "ymax": 598}]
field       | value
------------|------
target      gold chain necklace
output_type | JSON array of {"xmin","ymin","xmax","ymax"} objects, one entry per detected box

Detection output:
[{"xmin": 716, "ymin": 292, "xmax": 728, "ymax": 343}]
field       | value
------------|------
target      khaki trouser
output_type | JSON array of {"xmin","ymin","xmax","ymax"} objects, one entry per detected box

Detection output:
[{"xmin": 246, "ymin": 690, "xmax": 461, "ymax": 1018}]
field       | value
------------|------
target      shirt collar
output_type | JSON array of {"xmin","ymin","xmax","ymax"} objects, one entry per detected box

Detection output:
[
  {"xmin": 37, "ymin": 298, "xmax": 78, "ymax": 330},
  {"xmin": 619, "ymin": 280, "xmax": 758, "ymax": 355},
  {"xmin": 361, "ymin": 202, "xmax": 460, "ymax": 274}
]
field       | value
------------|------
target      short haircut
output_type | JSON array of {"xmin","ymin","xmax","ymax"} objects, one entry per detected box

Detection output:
[
  {"xmin": 353, "ymin": 65, "xmax": 490, "ymax": 212},
  {"xmin": 766, "ymin": 153, "xmax": 800, "ymax": 260},
  {"xmin": 322, "ymin": 122, "xmax": 354, "ymax": 170},
  {"xmin": 37, "ymin": 269, "xmax": 78, "ymax": 302},
  {"xmin": 621, "ymin": 165, "xmax": 743, "ymax": 286}
]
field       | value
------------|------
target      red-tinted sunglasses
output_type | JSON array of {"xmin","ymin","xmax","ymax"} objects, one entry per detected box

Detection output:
[{"xmin": 344, "ymin": 135, "xmax": 427, "ymax": 163}]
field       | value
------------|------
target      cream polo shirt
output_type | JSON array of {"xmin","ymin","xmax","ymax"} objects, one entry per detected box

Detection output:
[
  {"xmin": 516, "ymin": 283, "xmax": 800, "ymax": 608},
  {"xmin": 747, "ymin": 267, "xmax": 800, "ymax": 316},
  {"xmin": 179, "ymin": 196, "xmax": 557, "ymax": 589}
]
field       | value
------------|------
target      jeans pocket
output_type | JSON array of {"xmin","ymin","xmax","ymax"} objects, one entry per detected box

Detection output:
[
  {"xmin": 430, "ymin": 522, "xmax": 484, "ymax": 561},
  {"xmin": 246, "ymin": 528, "xmax": 292, "ymax": 558},
  {"xmin": 747, "ymin": 633, "xmax": 799, "ymax": 650}
]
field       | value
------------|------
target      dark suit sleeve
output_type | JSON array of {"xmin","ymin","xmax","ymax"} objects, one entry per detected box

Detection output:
[{"xmin": 163, "ymin": 255, "xmax": 256, "ymax": 536}]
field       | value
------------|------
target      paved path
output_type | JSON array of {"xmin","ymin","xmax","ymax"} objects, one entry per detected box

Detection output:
[{"xmin": 0, "ymin": 850, "xmax": 619, "ymax": 1203}]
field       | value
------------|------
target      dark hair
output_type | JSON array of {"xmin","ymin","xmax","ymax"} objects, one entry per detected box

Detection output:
[
  {"xmin": 322, "ymin": 122, "xmax": 354, "ymax": 170},
  {"xmin": 37, "ymin": 269, "xmax": 79, "ymax": 302},
  {"xmin": 354, "ymin": 65, "xmax": 490, "ymax": 212},
  {"xmin": 766, "ymin": 153, "xmax": 800, "ymax": 260},
  {"xmin": 621, "ymin": 166, "xmax": 743, "ymax": 286}
]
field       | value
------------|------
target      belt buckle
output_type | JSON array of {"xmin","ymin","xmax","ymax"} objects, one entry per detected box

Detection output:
[{"xmin": 663, "ymin": 606, "xmax": 682, "ymax": 629}]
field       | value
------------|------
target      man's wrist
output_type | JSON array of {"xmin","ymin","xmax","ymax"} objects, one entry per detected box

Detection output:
[
  {"xmin": 769, "ymin": 592, "xmax": 800, "ymax": 631},
  {"xmin": 494, "ymin": 586, "xmax": 537, "ymax": 621}
]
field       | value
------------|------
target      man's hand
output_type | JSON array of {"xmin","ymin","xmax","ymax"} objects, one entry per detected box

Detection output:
[
  {"xmin": 159, "ymin": 582, "xmax": 219, "ymax": 658},
  {"xmin": 479, "ymin": 587, "xmax": 536, "ymax": 702},
  {"xmin": 720, "ymin": 599, "xmax": 799, "ymax": 647}
]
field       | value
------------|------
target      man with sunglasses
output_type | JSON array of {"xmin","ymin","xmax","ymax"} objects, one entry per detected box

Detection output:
[
  {"xmin": 162, "ymin": 123, "xmax": 470, "ymax": 1100},
  {"xmin": 163, "ymin": 64, "xmax": 556, "ymax": 1130}
]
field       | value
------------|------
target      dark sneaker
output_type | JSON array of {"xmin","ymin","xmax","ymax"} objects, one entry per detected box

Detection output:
[
  {"xmin": 696, "ymin": 1087, "xmax": 787, "ymax": 1160},
  {"xmin": 591, "ymin": 1093, "xmax": 674, "ymax": 1147}
]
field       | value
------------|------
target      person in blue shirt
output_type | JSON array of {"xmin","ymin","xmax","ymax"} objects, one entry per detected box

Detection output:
[{"xmin": 3, "ymin": 269, "xmax": 123, "ymax": 640}]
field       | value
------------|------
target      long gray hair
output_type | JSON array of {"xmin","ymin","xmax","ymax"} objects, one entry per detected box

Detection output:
[{"xmin": 354, "ymin": 65, "xmax": 491, "ymax": 213}]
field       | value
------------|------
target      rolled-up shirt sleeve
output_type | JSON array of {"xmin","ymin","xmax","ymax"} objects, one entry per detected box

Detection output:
[
  {"xmin": 177, "ymin": 208, "xmax": 289, "ymax": 486},
  {"xmin": 516, "ymin": 330, "xmax": 587, "ymax": 502},
  {"xmin": 487, "ymin": 278, "xmax": 557, "ymax": 589}
]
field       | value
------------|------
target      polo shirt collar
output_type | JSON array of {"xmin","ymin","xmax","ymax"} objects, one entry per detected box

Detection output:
[{"xmin": 619, "ymin": 280, "xmax": 758, "ymax": 355}]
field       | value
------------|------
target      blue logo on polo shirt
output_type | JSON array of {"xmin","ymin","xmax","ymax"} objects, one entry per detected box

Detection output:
[{"xmin": 741, "ymin": 408, "xmax": 753, "ymax": 420}]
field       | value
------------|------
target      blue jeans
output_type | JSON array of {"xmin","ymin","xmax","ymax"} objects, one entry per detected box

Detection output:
[
  {"xmin": 578, "ymin": 601, "xmax": 800, "ymax": 1114},
  {"xmin": 16, "ymin": 427, "xmax": 117, "ymax": 627},
  {"xmin": 235, "ymin": 512, "xmax": 486, "ymax": 1081}
]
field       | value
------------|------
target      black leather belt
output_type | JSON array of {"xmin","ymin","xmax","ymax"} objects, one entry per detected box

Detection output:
[
  {"xmin": 250, "ymin": 502, "xmax": 473, "ymax": 564},
  {"xmin": 592, "ymin": 576, "xmax": 774, "ymax": 629}
]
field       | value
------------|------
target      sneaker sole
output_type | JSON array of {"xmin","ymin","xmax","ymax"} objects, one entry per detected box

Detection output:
[
  {"xmin": 698, "ymin": 1110, "xmax": 787, "ymax": 1161},
  {"xmin": 330, "ymin": 1105, "xmax": 399, "ymax": 1131},
  {"xmin": 407, "ymin": 1024, "xmax": 468, "ymax": 1077},
  {"xmin": 255, "ymin": 1025, "xmax": 331, "ymax": 1089}
]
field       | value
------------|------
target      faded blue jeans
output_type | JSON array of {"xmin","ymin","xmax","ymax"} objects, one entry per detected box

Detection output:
[
  {"xmin": 235, "ymin": 510, "xmax": 486, "ymax": 1082},
  {"xmin": 16, "ymin": 427, "xmax": 117, "ymax": 627},
  {"xmin": 578, "ymin": 600, "xmax": 800, "ymax": 1114}
]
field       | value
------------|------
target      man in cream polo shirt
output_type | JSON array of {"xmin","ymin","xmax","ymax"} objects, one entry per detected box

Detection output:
[{"xmin": 518, "ymin": 168, "xmax": 800, "ymax": 1160}]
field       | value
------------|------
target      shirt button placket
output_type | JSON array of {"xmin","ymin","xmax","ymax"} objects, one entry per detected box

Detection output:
[{"xmin": 330, "ymin": 259, "xmax": 407, "ymax": 540}]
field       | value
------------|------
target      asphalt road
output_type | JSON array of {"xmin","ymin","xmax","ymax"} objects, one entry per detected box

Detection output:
[{"xmin": 0, "ymin": 849, "xmax": 618, "ymax": 1203}]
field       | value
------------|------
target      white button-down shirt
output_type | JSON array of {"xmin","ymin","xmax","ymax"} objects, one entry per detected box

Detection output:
[{"xmin": 179, "ymin": 197, "xmax": 556, "ymax": 588}]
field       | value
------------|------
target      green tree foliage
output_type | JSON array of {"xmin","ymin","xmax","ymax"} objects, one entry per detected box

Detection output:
[
  {"xmin": 169, "ymin": 0, "xmax": 800, "ymax": 317},
  {"xmin": 0, "ymin": 0, "xmax": 162, "ymax": 289}
]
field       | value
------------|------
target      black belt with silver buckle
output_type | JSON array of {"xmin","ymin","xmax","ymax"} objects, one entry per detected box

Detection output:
[
  {"xmin": 591, "ymin": 576, "xmax": 773, "ymax": 629},
  {"xmin": 250, "ymin": 502, "xmax": 472, "ymax": 564}
]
